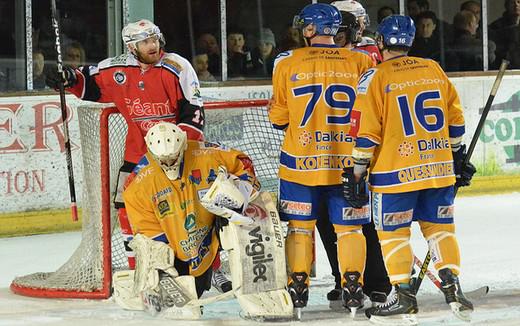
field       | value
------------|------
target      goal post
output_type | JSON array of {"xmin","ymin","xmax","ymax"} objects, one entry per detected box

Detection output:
[{"xmin": 11, "ymin": 99, "xmax": 293, "ymax": 299}]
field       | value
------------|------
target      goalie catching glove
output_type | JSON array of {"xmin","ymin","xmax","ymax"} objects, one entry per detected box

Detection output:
[
  {"xmin": 201, "ymin": 166, "xmax": 256, "ymax": 225},
  {"xmin": 113, "ymin": 234, "xmax": 201, "ymax": 319}
]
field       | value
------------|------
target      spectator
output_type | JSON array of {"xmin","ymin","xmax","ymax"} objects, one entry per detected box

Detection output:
[
  {"xmin": 192, "ymin": 53, "xmax": 216, "ymax": 82},
  {"xmin": 32, "ymin": 49, "xmax": 47, "ymax": 89},
  {"xmin": 407, "ymin": 0, "xmax": 429, "ymax": 21},
  {"xmin": 196, "ymin": 33, "xmax": 221, "ymax": 78},
  {"xmin": 377, "ymin": 6, "xmax": 395, "ymax": 24},
  {"xmin": 279, "ymin": 24, "xmax": 305, "ymax": 51},
  {"xmin": 407, "ymin": 0, "xmax": 452, "ymax": 43},
  {"xmin": 250, "ymin": 27, "xmax": 277, "ymax": 77},
  {"xmin": 446, "ymin": 10, "xmax": 496, "ymax": 71},
  {"xmin": 489, "ymin": 0, "xmax": 520, "ymax": 68},
  {"xmin": 64, "ymin": 41, "xmax": 86, "ymax": 68},
  {"xmin": 226, "ymin": 29, "xmax": 252, "ymax": 79},
  {"xmin": 461, "ymin": 1, "xmax": 481, "ymax": 25},
  {"xmin": 409, "ymin": 11, "xmax": 440, "ymax": 61}
]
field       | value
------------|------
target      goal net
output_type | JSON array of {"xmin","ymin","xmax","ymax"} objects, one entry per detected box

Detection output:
[{"xmin": 10, "ymin": 99, "xmax": 283, "ymax": 299}]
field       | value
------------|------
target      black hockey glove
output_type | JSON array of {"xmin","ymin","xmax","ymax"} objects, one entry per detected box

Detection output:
[
  {"xmin": 45, "ymin": 65, "xmax": 77, "ymax": 89},
  {"xmin": 342, "ymin": 166, "xmax": 369, "ymax": 208},
  {"xmin": 453, "ymin": 144, "xmax": 476, "ymax": 188}
]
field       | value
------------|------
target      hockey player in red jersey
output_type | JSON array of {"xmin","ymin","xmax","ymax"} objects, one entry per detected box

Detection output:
[
  {"xmin": 45, "ymin": 19, "xmax": 214, "ymax": 278},
  {"xmin": 332, "ymin": 0, "xmax": 383, "ymax": 64}
]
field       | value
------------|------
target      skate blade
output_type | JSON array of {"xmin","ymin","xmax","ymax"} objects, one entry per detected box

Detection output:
[
  {"xmin": 349, "ymin": 307, "xmax": 357, "ymax": 319},
  {"xmin": 449, "ymin": 302, "xmax": 472, "ymax": 322},
  {"xmin": 294, "ymin": 307, "xmax": 303, "ymax": 320},
  {"xmin": 369, "ymin": 314, "xmax": 418, "ymax": 326}
]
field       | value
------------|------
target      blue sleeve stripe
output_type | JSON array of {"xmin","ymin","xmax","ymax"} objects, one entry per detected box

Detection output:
[
  {"xmin": 272, "ymin": 123, "xmax": 288, "ymax": 130},
  {"xmin": 152, "ymin": 233, "xmax": 169, "ymax": 244},
  {"xmin": 449, "ymin": 125, "xmax": 465, "ymax": 138},
  {"xmin": 356, "ymin": 137, "xmax": 378, "ymax": 149}
]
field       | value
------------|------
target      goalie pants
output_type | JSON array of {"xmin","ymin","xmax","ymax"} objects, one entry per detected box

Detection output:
[{"xmin": 316, "ymin": 202, "xmax": 391, "ymax": 295}]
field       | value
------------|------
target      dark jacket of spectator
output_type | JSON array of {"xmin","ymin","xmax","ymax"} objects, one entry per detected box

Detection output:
[{"xmin": 489, "ymin": 6, "xmax": 520, "ymax": 68}]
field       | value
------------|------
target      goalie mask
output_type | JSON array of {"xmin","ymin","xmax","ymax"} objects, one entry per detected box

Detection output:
[{"xmin": 145, "ymin": 122, "xmax": 187, "ymax": 180}]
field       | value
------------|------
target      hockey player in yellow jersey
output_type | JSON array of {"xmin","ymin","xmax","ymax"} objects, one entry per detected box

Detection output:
[
  {"xmin": 119, "ymin": 122, "xmax": 293, "ymax": 320},
  {"xmin": 269, "ymin": 3, "xmax": 373, "ymax": 318},
  {"xmin": 343, "ymin": 15, "xmax": 476, "ymax": 325}
]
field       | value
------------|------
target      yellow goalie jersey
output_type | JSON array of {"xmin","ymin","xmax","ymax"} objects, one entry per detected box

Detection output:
[
  {"xmin": 123, "ymin": 141, "xmax": 258, "ymax": 276},
  {"xmin": 351, "ymin": 56, "xmax": 465, "ymax": 193},
  {"xmin": 269, "ymin": 46, "xmax": 374, "ymax": 186}
]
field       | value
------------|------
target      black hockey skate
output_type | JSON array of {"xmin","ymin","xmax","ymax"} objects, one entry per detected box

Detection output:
[
  {"xmin": 211, "ymin": 268, "xmax": 232, "ymax": 293},
  {"xmin": 369, "ymin": 290, "xmax": 388, "ymax": 307},
  {"xmin": 288, "ymin": 272, "xmax": 309, "ymax": 320},
  {"xmin": 342, "ymin": 272, "xmax": 364, "ymax": 318},
  {"xmin": 366, "ymin": 283, "xmax": 418, "ymax": 326},
  {"xmin": 439, "ymin": 268, "xmax": 474, "ymax": 322}
]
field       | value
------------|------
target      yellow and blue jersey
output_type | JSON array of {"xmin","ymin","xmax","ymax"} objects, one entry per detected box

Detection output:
[
  {"xmin": 351, "ymin": 56, "xmax": 465, "ymax": 193},
  {"xmin": 123, "ymin": 141, "xmax": 257, "ymax": 276},
  {"xmin": 269, "ymin": 45, "xmax": 374, "ymax": 186}
]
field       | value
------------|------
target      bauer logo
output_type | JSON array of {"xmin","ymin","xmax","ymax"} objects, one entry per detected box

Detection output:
[
  {"xmin": 357, "ymin": 68, "xmax": 377, "ymax": 95},
  {"xmin": 113, "ymin": 71, "xmax": 126, "ymax": 85},
  {"xmin": 246, "ymin": 226, "xmax": 273, "ymax": 283}
]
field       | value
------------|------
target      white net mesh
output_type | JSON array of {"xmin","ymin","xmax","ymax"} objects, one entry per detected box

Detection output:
[
  {"xmin": 10, "ymin": 101, "xmax": 281, "ymax": 298},
  {"xmin": 11, "ymin": 105, "xmax": 128, "ymax": 298}
]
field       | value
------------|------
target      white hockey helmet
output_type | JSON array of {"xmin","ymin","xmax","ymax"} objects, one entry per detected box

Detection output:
[
  {"xmin": 145, "ymin": 122, "xmax": 187, "ymax": 180},
  {"xmin": 331, "ymin": 0, "xmax": 370, "ymax": 27},
  {"xmin": 122, "ymin": 19, "xmax": 165, "ymax": 47}
]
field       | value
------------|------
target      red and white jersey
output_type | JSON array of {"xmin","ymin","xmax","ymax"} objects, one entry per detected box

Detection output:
[
  {"xmin": 68, "ymin": 51, "xmax": 204, "ymax": 163},
  {"xmin": 356, "ymin": 36, "xmax": 382, "ymax": 65}
]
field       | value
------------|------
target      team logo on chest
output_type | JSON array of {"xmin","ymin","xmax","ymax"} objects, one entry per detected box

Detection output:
[
  {"xmin": 113, "ymin": 71, "xmax": 127, "ymax": 85},
  {"xmin": 206, "ymin": 169, "xmax": 217, "ymax": 183},
  {"xmin": 189, "ymin": 169, "xmax": 202, "ymax": 185}
]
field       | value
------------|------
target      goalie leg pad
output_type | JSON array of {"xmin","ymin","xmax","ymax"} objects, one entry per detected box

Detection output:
[
  {"xmin": 142, "ymin": 272, "xmax": 202, "ymax": 319},
  {"xmin": 112, "ymin": 270, "xmax": 145, "ymax": 311},
  {"xmin": 220, "ymin": 192, "xmax": 292, "ymax": 317},
  {"xmin": 237, "ymin": 288, "xmax": 294, "ymax": 319}
]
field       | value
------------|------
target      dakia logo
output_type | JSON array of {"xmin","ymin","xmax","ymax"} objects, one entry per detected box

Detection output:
[
  {"xmin": 299, "ymin": 130, "xmax": 312, "ymax": 146},
  {"xmin": 398, "ymin": 141, "xmax": 414, "ymax": 157}
]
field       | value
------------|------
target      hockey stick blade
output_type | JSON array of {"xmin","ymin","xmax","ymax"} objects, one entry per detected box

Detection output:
[{"xmin": 465, "ymin": 286, "xmax": 489, "ymax": 300}]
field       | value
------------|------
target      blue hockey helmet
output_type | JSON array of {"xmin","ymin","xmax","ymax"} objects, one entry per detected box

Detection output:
[
  {"xmin": 293, "ymin": 3, "xmax": 342, "ymax": 36},
  {"xmin": 376, "ymin": 15, "xmax": 415, "ymax": 48}
]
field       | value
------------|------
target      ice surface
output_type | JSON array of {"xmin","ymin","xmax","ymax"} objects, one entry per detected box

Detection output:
[{"xmin": 1, "ymin": 193, "xmax": 519, "ymax": 325}]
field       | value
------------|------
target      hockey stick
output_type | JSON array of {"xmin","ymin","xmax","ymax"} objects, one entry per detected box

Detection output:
[
  {"xmin": 413, "ymin": 256, "xmax": 489, "ymax": 299},
  {"xmin": 413, "ymin": 59, "xmax": 510, "ymax": 295},
  {"xmin": 51, "ymin": 0, "xmax": 78, "ymax": 221}
]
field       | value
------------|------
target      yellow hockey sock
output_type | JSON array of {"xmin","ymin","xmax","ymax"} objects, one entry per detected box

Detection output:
[
  {"xmin": 420, "ymin": 221, "xmax": 460, "ymax": 275},
  {"xmin": 286, "ymin": 219, "xmax": 315, "ymax": 286},
  {"xmin": 334, "ymin": 224, "xmax": 366, "ymax": 286},
  {"xmin": 377, "ymin": 227, "xmax": 413, "ymax": 284}
]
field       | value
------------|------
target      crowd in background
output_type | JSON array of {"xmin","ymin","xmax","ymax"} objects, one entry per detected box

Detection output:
[{"xmin": 2, "ymin": 0, "xmax": 520, "ymax": 92}]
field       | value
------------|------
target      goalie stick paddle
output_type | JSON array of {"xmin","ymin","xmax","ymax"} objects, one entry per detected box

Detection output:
[
  {"xmin": 412, "ymin": 59, "xmax": 510, "ymax": 295},
  {"xmin": 51, "ymin": 0, "xmax": 78, "ymax": 222}
]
